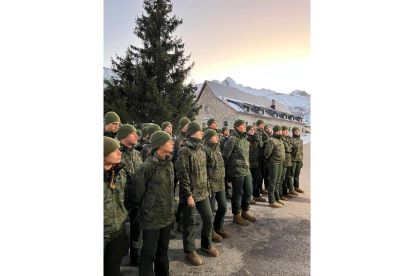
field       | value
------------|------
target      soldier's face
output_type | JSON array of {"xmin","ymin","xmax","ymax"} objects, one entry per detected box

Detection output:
[
  {"xmin": 161, "ymin": 139, "xmax": 174, "ymax": 153},
  {"xmin": 294, "ymin": 130, "xmax": 300, "ymax": 136},
  {"xmin": 164, "ymin": 124, "xmax": 172, "ymax": 134},
  {"xmin": 210, "ymin": 121, "xmax": 217, "ymax": 129},
  {"xmin": 224, "ymin": 129, "xmax": 229, "ymax": 136},
  {"xmin": 182, "ymin": 123, "xmax": 189, "ymax": 132},
  {"xmin": 104, "ymin": 149, "xmax": 122, "ymax": 165},
  {"xmin": 123, "ymin": 132, "xmax": 138, "ymax": 146},
  {"xmin": 209, "ymin": 135, "xmax": 218, "ymax": 144},
  {"xmin": 282, "ymin": 130, "xmax": 289, "ymax": 136},
  {"xmin": 192, "ymin": 130, "xmax": 203, "ymax": 139},
  {"xmin": 105, "ymin": 122, "xmax": 120, "ymax": 133},
  {"xmin": 276, "ymin": 130, "xmax": 282, "ymax": 135},
  {"xmin": 258, "ymin": 124, "xmax": 264, "ymax": 130},
  {"xmin": 247, "ymin": 129, "xmax": 254, "ymax": 135},
  {"xmin": 265, "ymin": 127, "xmax": 272, "ymax": 133},
  {"xmin": 236, "ymin": 124, "xmax": 246, "ymax": 133}
]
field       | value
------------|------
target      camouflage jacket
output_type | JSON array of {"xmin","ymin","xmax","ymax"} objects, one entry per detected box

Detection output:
[
  {"xmin": 203, "ymin": 141, "xmax": 225, "ymax": 193},
  {"xmin": 104, "ymin": 129, "xmax": 118, "ymax": 141},
  {"xmin": 281, "ymin": 135, "xmax": 293, "ymax": 167},
  {"xmin": 134, "ymin": 137, "xmax": 145, "ymax": 152},
  {"xmin": 247, "ymin": 133, "xmax": 259, "ymax": 168},
  {"xmin": 291, "ymin": 135, "xmax": 304, "ymax": 162},
  {"xmin": 176, "ymin": 137, "xmax": 209, "ymax": 203},
  {"xmin": 264, "ymin": 134, "xmax": 285, "ymax": 164},
  {"xmin": 254, "ymin": 129, "xmax": 268, "ymax": 156},
  {"xmin": 120, "ymin": 143, "xmax": 143, "ymax": 210},
  {"xmin": 221, "ymin": 129, "xmax": 250, "ymax": 177},
  {"xmin": 133, "ymin": 152, "xmax": 175, "ymax": 230},
  {"xmin": 219, "ymin": 135, "xmax": 230, "ymax": 151},
  {"xmin": 104, "ymin": 163, "xmax": 128, "ymax": 242},
  {"xmin": 140, "ymin": 140, "xmax": 152, "ymax": 162},
  {"xmin": 172, "ymin": 131, "xmax": 186, "ymax": 164}
]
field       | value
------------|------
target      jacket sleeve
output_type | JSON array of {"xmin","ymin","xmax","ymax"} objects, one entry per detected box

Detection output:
[
  {"xmin": 221, "ymin": 137, "xmax": 236, "ymax": 165},
  {"xmin": 264, "ymin": 139, "xmax": 274, "ymax": 159},
  {"xmin": 254, "ymin": 131, "xmax": 264, "ymax": 148},
  {"xmin": 133, "ymin": 163, "xmax": 148, "ymax": 208},
  {"xmin": 176, "ymin": 147, "xmax": 192, "ymax": 199},
  {"xmin": 202, "ymin": 147, "xmax": 213, "ymax": 194}
]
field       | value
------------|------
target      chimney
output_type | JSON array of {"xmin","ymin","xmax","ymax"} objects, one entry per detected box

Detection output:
[{"xmin": 271, "ymin": 99, "xmax": 275, "ymax": 109}]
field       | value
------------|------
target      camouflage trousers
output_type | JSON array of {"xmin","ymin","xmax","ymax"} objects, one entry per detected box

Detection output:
[
  {"xmin": 229, "ymin": 173, "xmax": 253, "ymax": 214},
  {"xmin": 281, "ymin": 166, "xmax": 293, "ymax": 195},
  {"xmin": 267, "ymin": 163, "xmax": 284, "ymax": 203}
]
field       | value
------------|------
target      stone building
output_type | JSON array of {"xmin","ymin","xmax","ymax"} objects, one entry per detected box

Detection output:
[{"xmin": 195, "ymin": 81, "xmax": 307, "ymax": 133}]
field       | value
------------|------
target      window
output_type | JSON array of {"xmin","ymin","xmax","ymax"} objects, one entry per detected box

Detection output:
[
  {"xmin": 274, "ymin": 113, "xmax": 278, "ymax": 117},
  {"xmin": 205, "ymin": 106, "xmax": 209, "ymax": 112},
  {"xmin": 202, "ymin": 122, "xmax": 206, "ymax": 128},
  {"xmin": 259, "ymin": 109, "xmax": 264, "ymax": 115},
  {"xmin": 244, "ymin": 107, "xmax": 249, "ymax": 112},
  {"xmin": 223, "ymin": 121, "xmax": 228, "ymax": 127},
  {"xmin": 289, "ymin": 127, "xmax": 291, "ymax": 131}
]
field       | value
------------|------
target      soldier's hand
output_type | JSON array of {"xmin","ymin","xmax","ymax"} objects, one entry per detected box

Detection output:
[{"xmin": 187, "ymin": 196, "xmax": 195, "ymax": 207}]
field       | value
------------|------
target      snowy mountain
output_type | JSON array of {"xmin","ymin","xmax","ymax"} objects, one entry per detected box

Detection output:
[{"xmin": 197, "ymin": 77, "xmax": 311, "ymax": 126}]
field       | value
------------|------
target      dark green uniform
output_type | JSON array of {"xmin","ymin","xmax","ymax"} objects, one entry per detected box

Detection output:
[
  {"xmin": 104, "ymin": 129, "xmax": 118, "ymax": 140},
  {"xmin": 104, "ymin": 163, "xmax": 129, "ymax": 276},
  {"xmin": 176, "ymin": 137, "xmax": 213, "ymax": 253},
  {"xmin": 203, "ymin": 141, "xmax": 227, "ymax": 232},
  {"xmin": 291, "ymin": 134, "xmax": 304, "ymax": 188},
  {"xmin": 255, "ymin": 128, "xmax": 269, "ymax": 191},
  {"xmin": 172, "ymin": 130, "xmax": 187, "ymax": 225},
  {"xmin": 219, "ymin": 135, "xmax": 231, "ymax": 196},
  {"xmin": 280, "ymin": 135, "xmax": 294, "ymax": 194},
  {"xmin": 119, "ymin": 143, "xmax": 143, "ymax": 265},
  {"xmin": 140, "ymin": 140, "xmax": 152, "ymax": 162},
  {"xmin": 134, "ymin": 137, "xmax": 145, "ymax": 152},
  {"xmin": 264, "ymin": 134, "xmax": 285, "ymax": 203},
  {"xmin": 133, "ymin": 151, "xmax": 175, "ymax": 275},
  {"xmin": 247, "ymin": 133, "xmax": 262, "ymax": 198},
  {"xmin": 222, "ymin": 129, "xmax": 253, "ymax": 214}
]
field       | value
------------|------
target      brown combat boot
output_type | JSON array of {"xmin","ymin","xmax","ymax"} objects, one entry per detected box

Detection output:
[
  {"xmin": 280, "ymin": 196, "xmax": 288, "ymax": 201},
  {"xmin": 285, "ymin": 194, "xmax": 294, "ymax": 198},
  {"xmin": 212, "ymin": 231, "xmax": 223, "ymax": 242},
  {"xmin": 250, "ymin": 199, "xmax": 256, "ymax": 204},
  {"xmin": 187, "ymin": 251, "xmax": 202, "ymax": 266},
  {"xmin": 177, "ymin": 223, "xmax": 184, "ymax": 233},
  {"xmin": 201, "ymin": 246, "xmax": 219, "ymax": 257},
  {"xmin": 174, "ymin": 197, "xmax": 179, "ymax": 202},
  {"xmin": 269, "ymin": 202, "xmax": 283, "ymax": 208},
  {"xmin": 294, "ymin": 187, "xmax": 304, "ymax": 193},
  {"xmin": 241, "ymin": 210, "xmax": 257, "ymax": 222},
  {"xmin": 277, "ymin": 200, "xmax": 286, "ymax": 206},
  {"xmin": 170, "ymin": 229, "xmax": 176, "ymax": 239},
  {"xmin": 233, "ymin": 211, "xmax": 250, "ymax": 226},
  {"xmin": 261, "ymin": 189, "xmax": 268, "ymax": 195},
  {"xmin": 253, "ymin": 196, "xmax": 267, "ymax": 202},
  {"xmin": 216, "ymin": 229, "xmax": 230, "ymax": 238},
  {"xmin": 289, "ymin": 190, "xmax": 299, "ymax": 196}
]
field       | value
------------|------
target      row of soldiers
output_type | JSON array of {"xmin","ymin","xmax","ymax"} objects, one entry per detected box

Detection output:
[{"xmin": 103, "ymin": 111, "xmax": 304, "ymax": 276}]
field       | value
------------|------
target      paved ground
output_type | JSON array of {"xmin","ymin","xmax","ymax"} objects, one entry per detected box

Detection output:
[{"xmin": 121, "ymin": 142, "xmax": 311, "ymax": 276}]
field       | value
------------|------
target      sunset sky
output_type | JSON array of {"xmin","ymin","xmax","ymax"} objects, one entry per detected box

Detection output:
[{"xmin": 104, "ymin": 0, "xmax": 310, "ymax": 94}]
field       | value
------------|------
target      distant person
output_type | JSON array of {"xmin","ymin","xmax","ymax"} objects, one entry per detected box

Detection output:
[
  {"xmin": 135, "ymin": 127, "xmax": 148, "ymax": 152},
  {"xmin": 220, "ymin": 126, "xmax": 232, "ymax": 199},
  {"xmin": 222, "ymin": 119, "xmax": 256, "ymax": 226},
  {"xmin": 207, "ymin": 118, "xmax": 218, "ymax": 132},
  {"xmin": 161, "ymin": 121, "xmax": 173, "ymax": 135},
  {"xmin": 104, "ymin": 111, "xmax": 121, "ymax": 140},
  {"xmin": 280, "ymin": 126, "xmax": 296, "ymax": 198},
  {"xmin": 217, "ymin": 128, "xmax": 222, "ymax": 139},
  {"xmin": 203, "ymin": 129, "xmax": 229, "ymax": 239},
  {"xmin": 290, "ymin": 127, "xmax": 305, "ymax": 194},
  {"xmin": 246, "ymin": 125, "xmax": 266, "ymax": 203},
  {"xmin": 254, "ymin": 120, "xmax": 269, "ymax": 196},
  {"xmin": 133, "ymin": 131, "xmax": 175, "ymax": 275},
  {"xmin": 264, "ymin": 125, "xmax": 285, "ymax": 208},
  {"xmin": 176, "ymin": 122, "xmax": 219, "ymax": 266},
  {"xmin": 141, "ymin": 124, "xmax": 161, "ymax": 161},
  {"xmin": 104, "ymin": 137, "xmax": 129, "ymax": 276}
]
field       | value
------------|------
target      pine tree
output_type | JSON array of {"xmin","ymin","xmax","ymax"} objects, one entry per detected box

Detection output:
[{"xmin": 104, "ymin": 0, "xmax": 201, "ymax": 132}]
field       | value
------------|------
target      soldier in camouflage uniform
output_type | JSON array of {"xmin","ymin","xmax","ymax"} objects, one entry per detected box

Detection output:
[
  {"xmin": 132, "ymin": 131, "xmax": 175, "ymax": 276},
  {"xmin": 247, "ymin": 125, "xmax": 266, "ymax": 203},
  {"xmin": 161, "ymin": 121, "xmax": 173, "ymax": 135},
  {"xmin": 203, "ymin": 129, "xmax": 229, "ymax": 239},
  {"xmin": 176, "ymin": 122, "xmax": 219, "ymax": 266},
  {"xmin": 254, "ymin": 120, "xmax": 269, "ymax": 196},
  {"xmin": 222, "ymin": 119, "xmax": 256, "ymax": 226},
  {"xmin": 207, "ymin": 118, "xmax": 218, "ymax": 132},
  {"xmin": 135, "ymin": 127, "xmax": 148, "ymax": 152},
  {"xmin": 217, "ymin": 128, "xmax": 222, "ymax": 139},
  {"xmin": 291, "ymin": 127, "xmax": 305, "ymax": 193},
  {"xmin": 104, "ymin": 111, "xmax": 121, "ymax": 140},
  {"xmin": 141, "ymin": 124, "xmax": 161, "ymax": 162},
  {"xmin": 104, "ymin": 137, "xmax": 129, "ymax": 276},
  {"xmin": 117, "ymin": 124, "xmax": 143, "ymax": 266},
  {"xmin": 280, "ymin": 126, "xmax": 297, "ymax": 198},
  {"xmin": 219, "ymin": 126, "xmax": 231, "ymax": 199},
  {"xmin": 171, "ymin": 117, "xmax": 190, "ymax": 232},
  {"xmin": 264, "ymin": 125, "xmax": 286, "ymax": 208}
]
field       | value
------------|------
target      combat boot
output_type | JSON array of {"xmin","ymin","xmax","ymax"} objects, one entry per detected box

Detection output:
[
  {"xmin": 269, "ymin": 202, "xmax": 283, "ymax": 208},
  {"xmin": 294, "ymin": 187, "xmax": 304, "ymax": 193},
  {"xmin": 261, "ymin": 189, "xmax": 268, "ymax": 195},
  {"xmin": 187, "ymin": 251, "xmax": 202, "ymax": 266},
  {"xmin": 216, "ymin": 229, "xmax": 230, "ymax": 238},
  {"xmin": 277, "ymin": 200, "xmax": 286, "ymax": 206},
  {"xmin": 212, "ymin": 231, "xmax": 223, "ymax": 242},
  {"xmin": 280, "ymin": 196, "xmax": 288, "ymax": 201},
  {"xmin": 174, "ymin": 197, "xmax": 179, "ymax": 202},
  {"xmin": 241, "ymin": 210, "xmax": 257, "ymax": 222},
  {"xmin": 250, "ymin": 199, "xmax": 256, "ymax": 205},
  {"xmin": 196, "ymin": 220, "xmax": 201, "ymax": 226},
  {"xmin": 170, "ymin": 229, "xmax": 176, "ymax": 239},
  {"xmin": 226, "ymin": 193, "xmax": 232, "ymax": 199},
  {"xmin": 177, "ymin": 223, "xmax": 183, "ymax": 233},
  {"xmin": 233, "ymin": 211, "xmax": 250, "ymax": 226},
  {"xmin": 289, "ymin": 190, "xmax": 299, "ymax": 196},
  {"xmin": 253, "ymin": 196, "xmax": 267, "ymax": 202},
  {"xmin": 285, "ymin": 194, "xmax": 294, "ymax": 198},
  {"xmin": 201, "ymin": 246, "xmax": 219, "ymax": 257}
]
